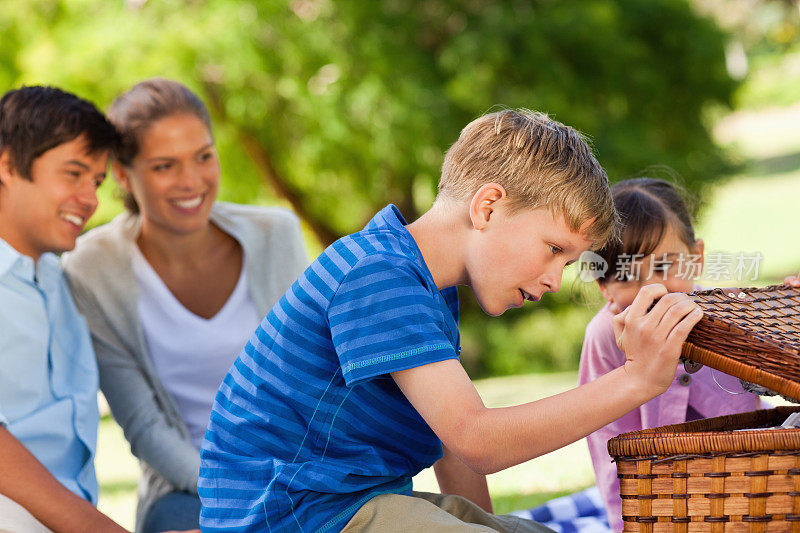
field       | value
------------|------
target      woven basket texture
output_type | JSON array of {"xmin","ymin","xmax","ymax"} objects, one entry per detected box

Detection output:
[
  {"xmin": 683, "ymin": 285, "xmax": 800, "ymax": 402},
  {"xmin": 609, "ymin": 407, "xmax": 800, "ymax": 532}
]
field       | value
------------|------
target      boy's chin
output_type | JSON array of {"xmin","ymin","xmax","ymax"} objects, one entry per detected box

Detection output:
[
  {"xmin": 471, "ymin": 287, "xmax": 520, "ymax": 316},
  {"xmin": 475, "ymin": 299, "xmax": 509, "ymax": 317}
]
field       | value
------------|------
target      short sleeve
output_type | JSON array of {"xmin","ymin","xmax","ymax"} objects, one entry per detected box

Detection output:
[{"xmin": 328, "ymin": 254, "xmax": 459, "ymax": 386}]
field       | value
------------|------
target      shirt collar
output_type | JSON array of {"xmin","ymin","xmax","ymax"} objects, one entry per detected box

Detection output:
[
  {"xmin": 365, "ymin": 204, "xmax": 408, "ymax": 232},
  {"xmin": 0, "ymin": 237, "xmax": 26, "ymax": 279},
  {"xmin": 0, "ymin": 237, "xmax": 61, "ymax": 286},
  {"xmin": 35, "ymin": 252, "xmax": 62, "ymax": 288}
]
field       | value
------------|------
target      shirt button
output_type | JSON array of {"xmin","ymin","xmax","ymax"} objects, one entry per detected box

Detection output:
[{"xmin": 679, "ymin": 374, "xmax": 692, "ymax": 386}]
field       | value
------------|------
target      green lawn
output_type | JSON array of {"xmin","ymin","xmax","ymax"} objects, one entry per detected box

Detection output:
[
  {"xmin": 411, "ymin": 372, "xmax": 595, "ymax": 503},
  {"xmin": 698, "ymin": 102, "xmax": 800, "ymax": 283},
  {"xmin": 96, "ymin": 417, "xmax": 140, "ymax": 529}
]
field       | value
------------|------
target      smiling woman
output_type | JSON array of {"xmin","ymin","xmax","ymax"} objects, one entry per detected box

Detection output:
[
  {"xmin": 116, "ymin": 113, "xmax": 220, "ymax": 240},
  {"xmin": 61, "ymin": 78, "xmax": 309, "ymax": 533}
]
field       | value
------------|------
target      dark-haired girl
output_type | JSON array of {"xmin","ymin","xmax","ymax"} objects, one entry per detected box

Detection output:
[{"xmin": 578, "ymin": 178, "xmax": 761, "ymax": 532}]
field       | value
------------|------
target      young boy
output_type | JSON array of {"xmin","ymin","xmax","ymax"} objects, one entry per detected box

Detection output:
[
  {"xmin": 0, "ymin": 86, "xmax": 126, "ymax": 532},
  {"xmin": 198, "ymin": 110, "xmax": 703, "ymax": 532}
]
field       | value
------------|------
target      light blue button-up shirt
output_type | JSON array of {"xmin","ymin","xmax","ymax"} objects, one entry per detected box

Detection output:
[{"xmin": 0, "ymin": 238, "xmax": 100, "ymax": 503}]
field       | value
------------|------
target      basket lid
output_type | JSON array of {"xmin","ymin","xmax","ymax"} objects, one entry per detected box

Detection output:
[
  {"xmin": 682, "ymin": 284, "xmax": 800, "ymax": 402},
  {"xmin": 609, "ymin": 406, "xmax": 800, "ymax": 456}
]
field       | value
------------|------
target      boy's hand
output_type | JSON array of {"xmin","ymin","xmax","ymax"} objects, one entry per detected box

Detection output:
[
  {"xmin": 612, "ymin": 284, "xmax": 703, "ymax": 395},
  {"xmin": 784, "ymin": 272, "xmax": 800, "ymax": 288},
  {"xmin": 393, "ymin": 287, "xmax": 702, "ymax": 474}
]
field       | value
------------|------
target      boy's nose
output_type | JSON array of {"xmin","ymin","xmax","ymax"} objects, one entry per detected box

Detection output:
[{"xmin": 541, "ymin": 273, "xmax": 562, "ymax": 293}]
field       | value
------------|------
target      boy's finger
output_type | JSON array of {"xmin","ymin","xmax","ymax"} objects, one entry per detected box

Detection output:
[
  {"xmin": 784, "ymin": 274, "xmax": 800, "ymax": 287},
  {"xmin": 612, "ymin": 307, "xmax": 629, "ymax": 349},
  {"xmin": 626, "ymin": 283, "xmax": 668, "ymax": 321},
  {"xmin": 643, "ymin": 292, "xmax": 689, "ymax": 329},
  {"xmin": 655, "ymin": 296, "xmax": 699, "ymax": 331},
  {"xmin": 664, "ymin": 307, "xmax": 704, "ymax": 350}
]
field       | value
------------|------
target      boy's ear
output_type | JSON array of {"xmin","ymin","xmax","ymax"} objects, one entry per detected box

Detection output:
[
  {"xmin": 112, "ymin": 161, "xmax": 132, "ymax": 192},
  {"xmin": 469, "ymin": 183, "xmax": 507, "ymax": 230}
]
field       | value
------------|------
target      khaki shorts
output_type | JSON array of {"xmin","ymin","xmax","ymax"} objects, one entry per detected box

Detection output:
[
  {"xmin": 0, "ymin": 493, "xmax": 52, "ymax": 533},
  {"xmin": 341, "ymin": 491, "xmax": 555, "ymax": 532}
]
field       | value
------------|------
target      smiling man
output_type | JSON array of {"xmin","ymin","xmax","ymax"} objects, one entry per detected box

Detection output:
[{"xmin": 0, "ymin": 86, "xmax": 126, "ymax": 532}]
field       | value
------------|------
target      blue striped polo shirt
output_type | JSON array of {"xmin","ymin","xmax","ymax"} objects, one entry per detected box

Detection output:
[{"xmin": 199, "ymin": 205, "xmax": 460, "ymax": 532}]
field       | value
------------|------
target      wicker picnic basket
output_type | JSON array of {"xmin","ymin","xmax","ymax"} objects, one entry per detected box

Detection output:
[
  {"xmin": 681, "ymin": 285, "xmax": 800, "ymax": 402},
  {"xmin": 608, "ymin": 285, "xmax": 800, "ymax": 531}
]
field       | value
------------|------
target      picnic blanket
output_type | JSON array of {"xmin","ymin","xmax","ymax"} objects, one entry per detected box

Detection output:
[{"xmin": 511, "ymin": 486, "xmax": 611, "ymax": 533}]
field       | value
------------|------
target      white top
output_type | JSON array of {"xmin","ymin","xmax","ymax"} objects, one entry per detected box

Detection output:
[
  {"xmin": 131, "ymin": 245, "xmax": 261, "ymax": 449},
  {"xmin": 63, "ymin": 203, "xmax": 309, "ymax": 529}
]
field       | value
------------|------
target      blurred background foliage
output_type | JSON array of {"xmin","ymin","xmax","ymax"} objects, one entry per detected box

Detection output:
[{"xmin": 1, "ymin": 0, "xmax": 798, "ymax": 377}]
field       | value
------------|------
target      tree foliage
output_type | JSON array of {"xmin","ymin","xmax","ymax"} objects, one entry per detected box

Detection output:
[{"xmin": 1, "ymin": 0, "xmax": 737, "ymax": 374}]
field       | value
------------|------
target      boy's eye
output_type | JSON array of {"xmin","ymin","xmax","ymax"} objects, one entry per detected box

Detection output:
[
  {"xmin": 152, "ymin": 162, "xmax": 172, "ymax": 172},
  {"xmin": 198, "ymin": 151, "xmax": 214, "ymax": 162},
  {"xmin": 549, "ymin": 245, "xmax": 562, "ymax": 255}
]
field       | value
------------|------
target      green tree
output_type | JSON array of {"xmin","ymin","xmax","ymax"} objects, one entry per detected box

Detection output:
[{"xmin": 1, "ymin": 0, "xmax": 737, "ymax": 374}]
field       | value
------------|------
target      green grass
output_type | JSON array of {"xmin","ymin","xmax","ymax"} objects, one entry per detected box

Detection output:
[
  {"xmin": 493, "ymin": 490, "xmax": 584, "ymax": 515},
  {"xmin": 96, "ymin": 416, "xmax": 139, "ymax": 530},
  {"xmin": 411, "ymin": 371, "xmax": 595, "ymax": 500},
  {"xmin": 697, "ymin": 102, "xmax": 800, "ymax": 284}
]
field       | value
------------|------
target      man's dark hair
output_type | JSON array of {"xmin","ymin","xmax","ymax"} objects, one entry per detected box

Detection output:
[{"xmin": 0, "ymin": 86, "xmax": 119, "ymax": 180}]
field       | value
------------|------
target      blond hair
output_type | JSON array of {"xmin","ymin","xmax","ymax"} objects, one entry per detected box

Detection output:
[{"xmin": 438, "ymin": 109, "xmax": 618, "ymax": 249}]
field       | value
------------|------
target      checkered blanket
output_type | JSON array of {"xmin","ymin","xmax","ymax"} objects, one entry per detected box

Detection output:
[{"xmin": 511, "ymin": 486, "xmax": 611, "ymax": 533}]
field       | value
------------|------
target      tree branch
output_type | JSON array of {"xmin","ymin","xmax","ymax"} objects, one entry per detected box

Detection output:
[{"xmin": 201, "ymin": 80, "xmax": 341, "ymax": 247}]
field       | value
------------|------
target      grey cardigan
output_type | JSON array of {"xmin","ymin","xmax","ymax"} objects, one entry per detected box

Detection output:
[{"xmin": 62, "ymin": 202, "xmax": 308, "ymax": 531}]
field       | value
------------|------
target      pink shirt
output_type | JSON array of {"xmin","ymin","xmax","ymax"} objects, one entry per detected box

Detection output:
[{"xmin": 578, "ymin": 303, "xmax": 762, "ymax": 532}]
